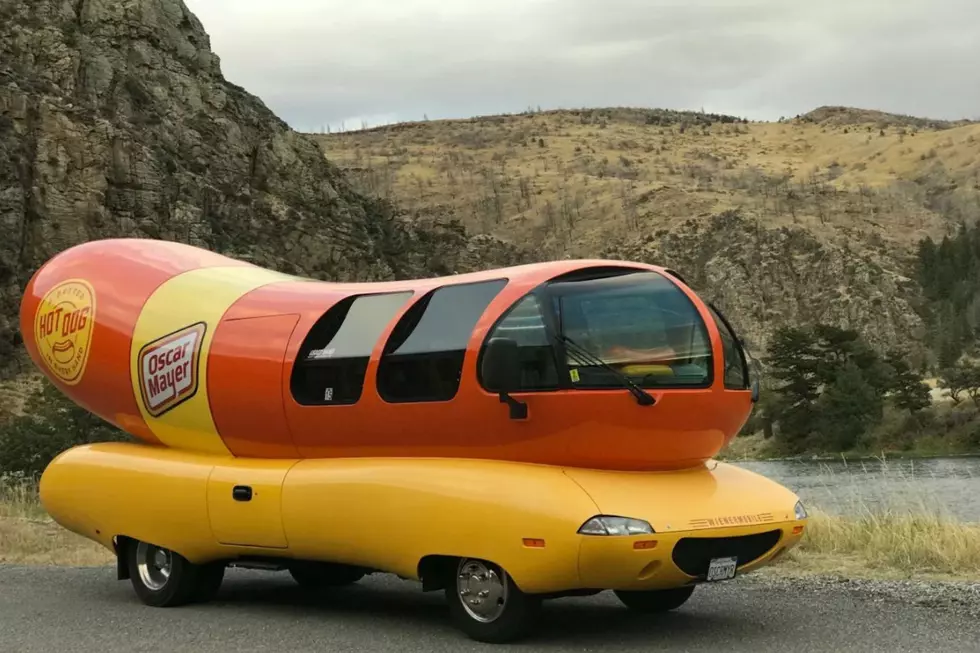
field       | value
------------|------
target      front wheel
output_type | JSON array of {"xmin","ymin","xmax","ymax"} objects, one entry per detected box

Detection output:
[
  {"xmin": 614, "ymin": 585, "xmax": 696, "ymax": 613},
  {"xmin": 445, "ymin": 558, "xmax": 541, "ymax": 643},
  {"xmin": 126, "ymin": 539, "xmax": 221, "ymax": 607}
]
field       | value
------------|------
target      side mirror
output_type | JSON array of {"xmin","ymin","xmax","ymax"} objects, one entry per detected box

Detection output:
[
  {"xmin": 751, "ymin": 376, "xmax": 760, "ymax": 403},
  {"xmin": 481, "ymin": 337, "xmax": 527, "ymax": 419},
  {"xmin": 482, "ymin": 337, "xmax": 521, "ymax": 392}
]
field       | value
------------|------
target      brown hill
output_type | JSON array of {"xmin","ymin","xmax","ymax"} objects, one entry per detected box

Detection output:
[
  {"xmin": 312, "ymin": 107, "xmax": 980, "ymax": 362},
  {"xmin": 799, "ymin": 106, "xmax": 975, "ymax": 131}
]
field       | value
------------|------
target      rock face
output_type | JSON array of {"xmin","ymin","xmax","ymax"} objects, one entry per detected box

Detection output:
[
  {"xmin": 0, "ymin": 0, "xmax": 523, "ymax": 374},
  {"xmin": 602, "ymin": 211, "xmax": 927, "ymax": 362}
]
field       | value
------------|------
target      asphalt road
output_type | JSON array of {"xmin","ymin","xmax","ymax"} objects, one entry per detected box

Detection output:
[{"xmin": 1, "ymin": 564, "xmax": 978, "ymax": 652}]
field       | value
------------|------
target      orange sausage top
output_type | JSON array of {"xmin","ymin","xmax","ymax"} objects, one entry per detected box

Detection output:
[{"xmin": 19, "ymin": 238, "xmax": 756, "ymax": 471}]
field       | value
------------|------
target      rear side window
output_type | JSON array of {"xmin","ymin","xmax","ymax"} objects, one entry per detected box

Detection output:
[
  {"xmin": 291, "ymin": 292, "xmax": 413, "ymax": 405},
  {"xmin": 378, "ymin": 279, "xmax": 508, "ymax": 402}
]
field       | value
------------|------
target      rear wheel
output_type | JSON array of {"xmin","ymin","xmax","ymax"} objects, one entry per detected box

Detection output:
[
  {"xmin": 614, "ymin": 585, "xmax": 695, "ymax": 613},
  {"xmin": 126, "ymin": 540, "xmax": 219, "ymax": 607},
  {"xmin": 445, "ymin": 558, "xmax": 541, "ymax": 643}
]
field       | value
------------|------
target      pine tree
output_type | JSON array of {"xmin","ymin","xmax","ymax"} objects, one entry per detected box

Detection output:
[
  {"xmin": 816, "ymin": 360, "xmax": 881, "ymax": 452},
  {"xmin": 884, "ymin": 351, "xmax": 931, "ymax": 415},
  {"xmin": 766, "ymin": 326, "xmax": 821, "ymax": 450}
]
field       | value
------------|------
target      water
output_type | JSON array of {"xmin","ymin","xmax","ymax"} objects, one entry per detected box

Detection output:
[{"xmin": 732, "ymin": 456, "xmax": 980, "ymax": 523}]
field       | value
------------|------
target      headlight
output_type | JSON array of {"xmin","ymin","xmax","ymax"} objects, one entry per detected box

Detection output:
[
  {"xmin": 577, "ymin": 515, "xmax": 654, "ymax": 536},
  {"xmin": 794, "ymin": 500, "xmax": 808, "ymax": 520}
]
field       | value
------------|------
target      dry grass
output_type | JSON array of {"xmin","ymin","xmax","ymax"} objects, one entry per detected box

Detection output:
[
  {"xmin": 0, "ymin": 519, "xmax": 114, "ymax": 566},
  {"xmin": 777, "ymin": 509, "xmax": 980, "ymax": 581},
  {"xmin": 3, "ymin": 466, "xmax": 978, "ymax": 580},
  {"xmin": 0, "ymin": 474, "xmax": 113, "ymax": 566}
]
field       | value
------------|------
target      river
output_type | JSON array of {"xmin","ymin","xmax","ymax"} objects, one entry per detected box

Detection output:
[{"xmin": 733, "ymin": 456, "xmax": 980, "ymax": 523}]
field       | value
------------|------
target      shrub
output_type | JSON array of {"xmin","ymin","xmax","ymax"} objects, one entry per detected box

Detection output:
[{"xmin": 0, "ymin": 380, "xmax": 130, "ymax": 478}]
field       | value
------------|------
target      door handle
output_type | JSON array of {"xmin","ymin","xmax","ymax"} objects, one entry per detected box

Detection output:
[{"xmin": 232, "ymin": 485, "xmax": 253, "ymax": 502}]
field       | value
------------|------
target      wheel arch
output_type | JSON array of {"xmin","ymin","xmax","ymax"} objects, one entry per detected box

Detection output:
[
  {"xmin": 113, "ymin": 535, "xmax": 134, "ymax": 580},
  {"xmin": 417, "ymin": 554, "xmax": 459, "ymax": 592}
]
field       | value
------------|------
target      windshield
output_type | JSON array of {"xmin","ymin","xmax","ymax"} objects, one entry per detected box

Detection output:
[{"xmin": 546, "ymin": 270, "xmax": 713, "ymax": 388}]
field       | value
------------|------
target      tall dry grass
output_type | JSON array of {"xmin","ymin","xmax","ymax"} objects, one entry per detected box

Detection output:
[
  {"xmin": 787, "ymin": 509, "xmax": 980, "ymax": 579},
  {"xmin": 767, "ymin": 456, "xmax": 980, "ymax": 580}
]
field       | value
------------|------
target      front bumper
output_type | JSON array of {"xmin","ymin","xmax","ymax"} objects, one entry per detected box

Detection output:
[{"xmin": 576, "ymin": 519, "xmax": 806, "ymax": 591}]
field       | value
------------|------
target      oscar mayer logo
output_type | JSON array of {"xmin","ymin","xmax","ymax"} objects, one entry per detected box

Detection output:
[
  {"xmin": 33, "ymin": 279, "xmax": 96, "ymax": 385},
  {"xmin": 137, "ymin": 322, "xmax": 207, "ymax": 418}
]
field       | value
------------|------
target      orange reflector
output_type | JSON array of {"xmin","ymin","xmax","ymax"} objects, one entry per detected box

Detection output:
[
  {"xmin": 633, "ymin": 540, "xmax": 658, "ymax": 550},
  {"xmin": 523, "ymin": 538, "xmax": 546, "ymax": 548},
  {"xmin": 792, "ymin": 525, "xmax": 805, "ymax": 535}
]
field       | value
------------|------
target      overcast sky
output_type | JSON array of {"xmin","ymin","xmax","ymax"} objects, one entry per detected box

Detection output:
[{"xmin": 185, "ymin": 0, "xmax": 979, "ymax": 133}]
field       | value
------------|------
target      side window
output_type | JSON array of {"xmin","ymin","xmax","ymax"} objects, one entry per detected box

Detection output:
[
  {"xmin": 479, "ymin": 294, "xmax": 560, "ymax": 391},
  {"xmin": 708, "ymin": 305, "xmax": 748, "ymax": 390},
  {"xmin": 377, "ymin": 279, "xmax": 508, "ymax": 403},
  {"xmin": 290, "ymin": 291, "xmax": 413, "ymax": 405}
]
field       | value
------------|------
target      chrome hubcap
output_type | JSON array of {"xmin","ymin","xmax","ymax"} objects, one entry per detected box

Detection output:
[
  {"xmin": 136, "ymin": 542, "xmax": 172, "ymax": 591},
  {"xmin": 457, "ymin": 559, "xmax": 507, "ymax": 623}
]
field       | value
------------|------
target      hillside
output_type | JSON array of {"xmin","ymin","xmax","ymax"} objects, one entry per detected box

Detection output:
[
  {"xmin": 312, "ymin": 106, "xmax": 980, "ymax": 361},
  {"xmin": 0, "ymin": 0, "xmax": 525, "ymax": 400}
]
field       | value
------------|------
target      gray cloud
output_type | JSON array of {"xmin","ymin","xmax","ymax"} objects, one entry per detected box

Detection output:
[{"xmin": 186, "ymin": 0, "xmax": 980, "ymax": 131}]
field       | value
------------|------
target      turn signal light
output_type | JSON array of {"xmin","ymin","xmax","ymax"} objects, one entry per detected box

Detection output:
[
  {"xmin": 792, "ymin": 525, "xmax": 804, "ymax": 535},
  {"xmin": 633, "ymin": 540, "xmax": 658, "ymax": 550},
  {"xmin": 523, "ymin": 538, "xmax": 546, "ymax": 548}
]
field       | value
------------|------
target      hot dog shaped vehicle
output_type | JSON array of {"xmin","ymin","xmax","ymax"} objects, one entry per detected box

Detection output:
[{"xmin": 21, "ymin": 238, "xmax": 808, "ymax": 643}]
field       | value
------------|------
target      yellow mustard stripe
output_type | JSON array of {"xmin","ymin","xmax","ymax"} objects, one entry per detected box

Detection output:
[{"xmin": 130, "ymin": 266, "xmax": 294, "ymax": 456}]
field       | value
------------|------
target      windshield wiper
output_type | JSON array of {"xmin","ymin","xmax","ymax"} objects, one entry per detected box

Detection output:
[{"xmin": 555, "ymin": 333, "xmax": 656, "ymax": 406}]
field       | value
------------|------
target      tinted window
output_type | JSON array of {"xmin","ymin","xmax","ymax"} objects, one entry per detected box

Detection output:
[
  {"xmin": 548, "ymin": 270, "xmax": 713, "ymax": 388},
  {"xmin": 708, "ymin": 305, "xmax": 748, "ymax": 390},
  {"xmin": 378, "ymin": 279, "xmax": 508, "ymax": 402},
  {"xmin": 291, "ymin": 291, "xmax": 413, "ymax": 405},
  {"xmin": 479, "ymin": 294, "xmax": 561, "ymax": 392}
]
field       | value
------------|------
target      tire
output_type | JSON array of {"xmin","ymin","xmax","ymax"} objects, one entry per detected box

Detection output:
[
  {"xmin": 445, "ymin": 558, "xmax": 541, "ymax": 644},
  {"xmin": 288, "ymin": 561, "xmax": 365, "ymax": 590},
  {"xmin": 126, "ymin": 539, "xmax": 214, "ymax": 608},
  {"xmin": 614, "ymin": 585, "xmax": 696, "ymax": 613}
]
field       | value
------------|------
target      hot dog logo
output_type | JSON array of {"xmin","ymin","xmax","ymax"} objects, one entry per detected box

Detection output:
[
  {"xmin": 33, "ymin": 279, "xmax": 96, "ymax": 386},
  {"xmin": 137, "ymin": 322, "xmax": 207, "ymax": 418}
]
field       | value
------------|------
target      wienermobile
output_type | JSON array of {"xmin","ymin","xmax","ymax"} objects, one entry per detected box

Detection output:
[{"xmin": 20, "ymin": 238, "xmax": 807, "ymax": 643}]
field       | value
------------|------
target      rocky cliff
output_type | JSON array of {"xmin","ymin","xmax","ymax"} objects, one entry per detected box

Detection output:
[
  {"xmin": 599, "ymin": 210, "xmax": 926, "ymax": 361},
  {"xmin": 0, "ymin": 0, "xmax": 525, "ymax": 378}
]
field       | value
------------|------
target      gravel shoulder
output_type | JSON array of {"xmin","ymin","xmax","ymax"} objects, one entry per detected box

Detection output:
[{"xmin": 1, "ymin": 564, "xmax": 978, "ymax": 652}]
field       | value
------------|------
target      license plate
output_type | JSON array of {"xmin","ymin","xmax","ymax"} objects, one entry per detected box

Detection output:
[{"xmin": 705, "ymin": 556, "xmax": 737, "ymax": 582}]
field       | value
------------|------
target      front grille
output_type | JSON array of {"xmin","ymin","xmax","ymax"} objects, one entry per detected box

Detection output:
[{"xmin": 671, "ymin": 530, "xmax": 782, "ymax": 577}]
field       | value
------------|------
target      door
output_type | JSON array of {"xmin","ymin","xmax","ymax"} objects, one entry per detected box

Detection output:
[{"xmin": 207, "ymin": 460, "xmax": 294, "ymax": 549}]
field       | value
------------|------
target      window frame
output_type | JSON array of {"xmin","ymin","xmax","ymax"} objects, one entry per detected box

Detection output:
[
  {"xmin": 376, "ymin": 278, "xmax": 509, "ymax": 404},
  {"xmin": 475, "ymin": 289, "xmax": 569, "ymax": 394},
  {"xmin": 289, "ymin": 290, "xmax": 414, "ymax": 406},
  {"xmin": 477, "ymin": 267, "xmax": 720, "ymax": 393},
  {"xmin": 706, "ymin": 302, "xmax": 751, "ymax": 391}
]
